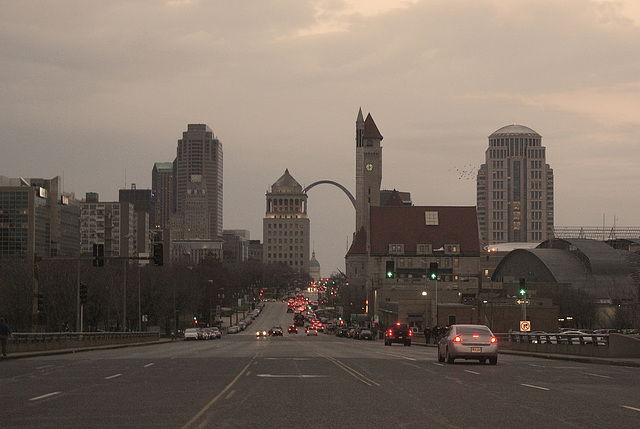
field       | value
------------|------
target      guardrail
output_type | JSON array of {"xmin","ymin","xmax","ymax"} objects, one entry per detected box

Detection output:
[
  {"xmin": 8, "ymin": 332, "xmax": 161, "ymax": 353},
  {"xmin": 495, "ymin": 332, "xmax": 640, "ymax": 359}
]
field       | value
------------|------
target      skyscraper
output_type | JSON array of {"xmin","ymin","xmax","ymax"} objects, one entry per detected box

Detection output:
[
  {"xmin": 263, "ymin": 169, "xmax": 310, "ymax": 272},
  {"xmin": 151, "ymin": 162, "xmax": 174, "ymax": 230},
  {"xmin": 173, "ymin": 124, "xmax": 223, "ymax": 239},
  {"xmin": 0, "ymin": 176, "xmax": 80, "ymax": 260},
  {"xmin": 476, "ymin": 124, "xmax": 554, "ymax": 246}
]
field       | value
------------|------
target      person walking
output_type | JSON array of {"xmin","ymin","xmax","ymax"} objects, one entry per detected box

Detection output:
[
  {"xmin": 0, "ymin": 317, "xmax": 11, "ymax": 357},
  {"xmin": 424, "ymin": 326, "xmax": 431, "ymax": 345}
]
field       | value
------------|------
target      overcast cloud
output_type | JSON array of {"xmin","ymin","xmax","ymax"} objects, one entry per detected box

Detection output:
[{"xmin": 2, "ymin": 0, "xmax": 639, "ymax": 276}]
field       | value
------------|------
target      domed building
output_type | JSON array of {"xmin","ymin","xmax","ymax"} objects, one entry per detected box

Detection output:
[
  {"xmin": 477, "ymin": 124, "xmax": 554, "ymax": 246},
  {"xmin": 309, "ymin": 251, "xmax": 321, "ymax": 282}
]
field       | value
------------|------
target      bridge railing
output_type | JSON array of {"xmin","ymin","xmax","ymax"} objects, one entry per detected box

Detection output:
[{"xmin": 498, "ymin": 332, "xmax": 609, "ymax": 346}]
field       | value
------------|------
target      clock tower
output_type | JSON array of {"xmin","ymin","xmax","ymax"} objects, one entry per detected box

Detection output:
[{"xmin": 355, "ymin": 108, "xmax": 383, "ymax": 233}]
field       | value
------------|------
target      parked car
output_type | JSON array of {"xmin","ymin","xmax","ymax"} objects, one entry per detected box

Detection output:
[
  {"xmin": 384, "ymin": 322, "xmax": 412, "ymax": 346},
  {"xmin": 359, "ymin": 329, "xmax": 374, "ymax": 340},
  {"xmin": 184, "ymin": 328, "xmax": 200, "ymax": 340},
  {"xmin": 560, "ymin": 330, "xmax": 595, "ymax": 345},
  {"xmin": 335, "ymin": 327, "xmax": 349, "ymax": 337},
  {"xmin": 438, "ymin": 324, "xmax": 498, "ymax": 365}
]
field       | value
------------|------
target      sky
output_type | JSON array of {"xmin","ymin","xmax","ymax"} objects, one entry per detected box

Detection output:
[{"xmin": 2, "ymin": 0, "xmax": 640, "ymax": 277}]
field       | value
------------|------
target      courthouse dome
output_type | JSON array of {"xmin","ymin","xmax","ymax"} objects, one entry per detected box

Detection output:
[{"xmin": 490, "ymin": 124, "xmax": 540, "ymax": 137}]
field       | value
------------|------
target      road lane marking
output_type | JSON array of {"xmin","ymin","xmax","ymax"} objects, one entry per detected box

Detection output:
[
  {"xmin": 29, "ymin": 391, "xmax": 61, "ymax": 401},
  {"xmin": 464, "ymin": 370, "xmax": 481, "ymax": 375},
  {"xmin": 144, "ymin": 363, "xmax": 155, "ymax": 368},
  {"xmin": 621, "ymin": 405, "xmax": 640, "ymax": 412},
  {"xmin": 36, "ymin": 365, "xmax": 53, "ymax": 370},
  {"xmin": 105, "ymin": 373, "xmax": 122, "ymax": 380},
  {"xmin": 376, "ymin": 352, "xmax": 417, "ymax": 361},
  {"xmin": 225, "ymin": 390, "xmax": 236, "ymax": 400},
  {"xmin": 584, "ymin": 372, "xmax": 611, "ymax": 379},
  {"xmin": 256, "ymin": 374, "xmax": 328, "ymax": 378},
  {"xmin": 316, "ymin": 352, "xmax": 380, "ymax": 387},
  {"xmin": 182, "ymin": 353, "xmax": 258, "ymax": 429},
  {"xmin": 521, "ymin": 383, "xmax": 549, "ymax": 391}
]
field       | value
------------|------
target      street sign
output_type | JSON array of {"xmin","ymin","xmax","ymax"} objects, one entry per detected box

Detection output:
[{"xmin": 520, "ymin": 321, "xmax": 531, "ymax": 332}]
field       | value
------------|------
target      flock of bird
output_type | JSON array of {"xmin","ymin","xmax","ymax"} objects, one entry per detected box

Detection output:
[{"xmin": 449, "ymin": 164, "xmax": 479, "ymax": 180}]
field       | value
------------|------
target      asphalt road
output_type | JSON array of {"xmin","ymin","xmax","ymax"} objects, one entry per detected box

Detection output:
[{"xmin": 1, "ymin": 301, "xmax": 640, "ymax": 428}]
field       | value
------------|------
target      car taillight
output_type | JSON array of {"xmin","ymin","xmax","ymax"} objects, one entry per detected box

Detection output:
[
  {"xmin": 453, "ymin": 335, "xmax": 462, "ymax": 342},
  {"xmin": 490, "ymin": 336, "xmax": 497, "ymax": 343}
]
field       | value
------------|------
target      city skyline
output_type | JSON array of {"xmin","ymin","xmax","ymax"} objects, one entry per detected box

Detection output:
[{"xmin": 2, "ymin": 1, "xmax": 640, "ymax": 275}]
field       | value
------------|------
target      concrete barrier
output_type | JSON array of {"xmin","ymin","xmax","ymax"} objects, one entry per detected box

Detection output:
[{"xmin": 8, "ymin": 332, "xmax": 160, "ymax": 353}]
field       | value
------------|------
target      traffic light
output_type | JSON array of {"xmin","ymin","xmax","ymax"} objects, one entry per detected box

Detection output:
[
  {"xmin": 80, "ymin": 282, "xmax": 88, "ymax": 304},
  {"xmin": 93, "ymin": 243, "xmax": 104, "ymax": 267},
  {"xmin": 385, "ymin": 261, "xmax": 395, "ymax": 278},
  {"xmin": 193, "ymin": 316, "xmax": 198, "ymax": 325},
  {"xmin": 37, "ymin": 293, "xmax": 44, "ymax": 312},
  {"xmin": 153, "ymin": 243, "xmax": 163, "ymax": 266},
  {"xmin": 519, "ymin": 277, "xmax": 526, "ymax": 296},
  {"xmin": 429, "ymin": 262, "xmax": 438, "ymax": 280}
]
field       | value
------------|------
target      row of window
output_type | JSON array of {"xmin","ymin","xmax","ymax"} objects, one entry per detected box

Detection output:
[
  {"xmin": 530, "ymin": 232, "xmax": 545, "ymax": 240},
  {"xmin": 530, "ymin": 221, "xmax": 544, "ymax": 230},
  {"xmin": 266, "ymin": 231, "xmax": 304, "ymax": 237},
  {"xmin": 388, "ymin": 257, "xmax": 460, "ymax": 269},
  {"xmin": 389, "ymin": 243, "xmax": 459, "ymax": 255},
  {"xmin": 267, "ymin": 223, "xmax": 305, "ymax": 229},
  {"xmin": 267, "ymin": 253, "xmax": 305, "ymax": 260},
  {"xmin": 267, "ymin": 246, "xmax": 304, "ymax": 252},
  {"xmin": 266, "ymin": 238, "xmax": 304, "ymax": 244},
  {"xmin": 489, "ymin": 137, "xmax": 541, "ymax": 147}
]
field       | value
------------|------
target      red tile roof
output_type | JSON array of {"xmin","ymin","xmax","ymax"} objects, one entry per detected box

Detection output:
[
  {"xmin": 347, "ymin": 206, "xmax": 481, "ymax": 256},
  {"xmin": 347, "ymin": 227, "xmax": 367, "ymax": 255}
]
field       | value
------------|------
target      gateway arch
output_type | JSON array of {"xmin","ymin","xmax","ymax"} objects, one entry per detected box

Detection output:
[{"xmin": 303, "ymin": 180, "xmax": 356, "ymax": 209}]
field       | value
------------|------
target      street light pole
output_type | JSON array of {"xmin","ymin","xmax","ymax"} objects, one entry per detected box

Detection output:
[
  {"xmin": 138, "ymin": 263, "xmax": 141, "ymax": 332},
  {"xmin": 435, "ymin": 277, "xmax": 438, "ymax": 326},
  {"xmin": 122, "ymin": 259, "xmax": 127, "ymax": 332},
  {"xmin": 422, "ymin": 291, "xmax": 428, "ymax": 329}
]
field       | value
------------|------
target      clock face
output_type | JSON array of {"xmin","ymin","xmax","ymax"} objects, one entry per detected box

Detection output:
[{"xmin": 365, "ymin": 163, "xmax": 374, "ymax": 171}]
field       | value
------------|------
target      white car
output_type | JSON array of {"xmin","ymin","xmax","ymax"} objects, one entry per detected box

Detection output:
[
  {"xmin": 184, "ymin": 328, "xmax": 200, "ymax": 340},
  {"xmin": 438, "ymin": 324, "xmax": 498, "ymax": 365}
]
